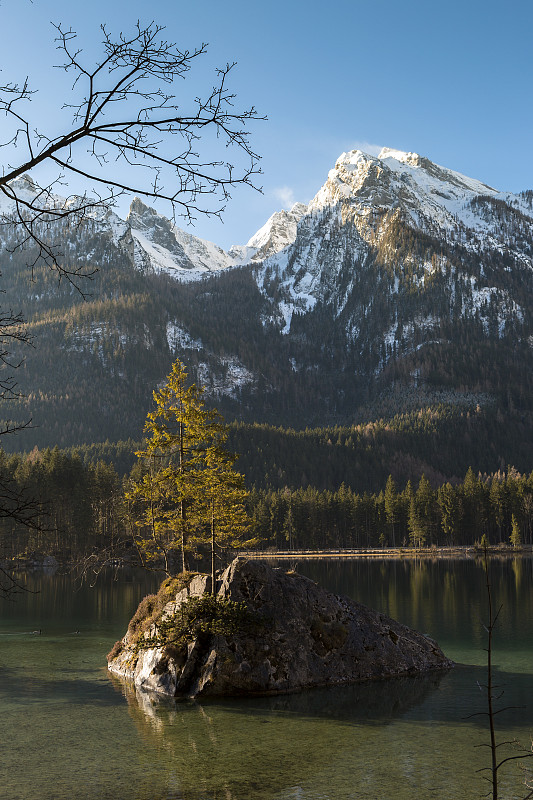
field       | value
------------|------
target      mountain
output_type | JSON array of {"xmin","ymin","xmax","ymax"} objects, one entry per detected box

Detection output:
[
  {"xmin": 0, "ymin": 147, "xmax": 532, "ymax": 484},
  {"xmin": 256, "ymin": 147, "xmax": 530, "ymax": 339},
  {"xmin": 247, "ymin": 147, "xmax": 532, "ymax": 418}
]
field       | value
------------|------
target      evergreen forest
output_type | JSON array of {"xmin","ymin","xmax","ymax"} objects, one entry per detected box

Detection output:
[{"xmin": 1, "ymin": 444, "xmax": 531, "ymax": 564}]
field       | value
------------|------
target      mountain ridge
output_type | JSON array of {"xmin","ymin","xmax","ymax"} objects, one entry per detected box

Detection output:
[{"xmin": 0, "ymin": 145, "xmax": 531, "ymax": 485}]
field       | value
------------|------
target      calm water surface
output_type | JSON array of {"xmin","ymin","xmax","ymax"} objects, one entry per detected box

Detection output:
[{"xmin": 1, "ymin": 557, "xmax": 533, "ymax": 800}]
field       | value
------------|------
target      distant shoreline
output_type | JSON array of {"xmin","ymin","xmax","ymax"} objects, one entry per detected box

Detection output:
[
  {"xmin": 237, "ymin": 545, "xmax": 533, "ymax": 560},
  {"xmin": 4, "ymin": 545, "xmax": 531, "ymax": 575}
]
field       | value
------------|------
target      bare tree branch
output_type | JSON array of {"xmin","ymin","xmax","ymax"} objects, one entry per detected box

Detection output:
[
  {"xmin": 0, "ymin": 20, "xmax": 263, "ymax": 284},
  {"xmin": 0, "ymin": 471, "xmax": 51, "ymax": 599},
  {"xmin": 477, "ymin": 547, "xmax": 533, "ymax": 799}
]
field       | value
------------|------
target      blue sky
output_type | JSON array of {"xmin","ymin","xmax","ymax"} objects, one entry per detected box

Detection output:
[{"xmin": 2, "ymin": 0, "xmax": 532, "ymax": 248}]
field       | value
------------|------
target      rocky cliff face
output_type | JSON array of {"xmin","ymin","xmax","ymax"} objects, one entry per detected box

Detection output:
[{"xmin": 108, "ymin": 558, "xmax": 452, "ymax": 698}]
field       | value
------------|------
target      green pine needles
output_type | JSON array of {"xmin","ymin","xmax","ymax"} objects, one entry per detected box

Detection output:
[{"xmin": 125, "ymin": 358, "xmax": 258, "ymax": 586}]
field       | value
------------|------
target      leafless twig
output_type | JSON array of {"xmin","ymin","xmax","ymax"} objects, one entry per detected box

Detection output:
[{"xmin": 0, "ymin": 20, "xmax": 263, "ymax": 286}]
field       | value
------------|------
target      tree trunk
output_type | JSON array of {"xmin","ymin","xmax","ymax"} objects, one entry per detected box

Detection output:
[
  {"xmin": 211, "ymin": 501, "xmax": 216, "ymax": 597},
  {"xmin": 179, "ymin": 418, "xmax": 188, "ymax": 572}
]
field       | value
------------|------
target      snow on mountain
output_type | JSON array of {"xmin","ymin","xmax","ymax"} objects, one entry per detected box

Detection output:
[
  {"xmin": 166, "ymin": 322, "xmax": 203, "ymax": 352},
  {"xmin": 166, "ymin": 320, "xmax": 256, "ymax": 398},
  {"xmin": 0, "ymin": 175, "xmax": 309, "ymax": 281},
  {"xmin": 125, "ymin": 197, "xmax": 309, "ymax": 276},
  {"xmin": 0, "ymin": 181, "xmax": 239, "ymax": 280},
  {"xmin": 309, "ymin": 147, "xmax": 499, "ymax": 233},
  {"xmin": 3, "ymin": 152, "xmax": 532, "ymax": 378},
  {"xmin": 228, "ymin": 203, "xmax": 307, "ymax": 265},
  {"xmin": 256, "ymin": 147, "xmax": 533, "ymax": 341},
  {"xmin": 2, "ymin": 148, "xmax": 533, "ymax": 440},
  {"xmin": 0, "ymin": 175, "xmax": 45, "ymax": 215},
  {"xmin": 125, "ymin": 198, "xmax": 236, "ymax": 280},
  {"xmin": 115, "ymin": 196, "xmax": 309, "ymax": 279}
]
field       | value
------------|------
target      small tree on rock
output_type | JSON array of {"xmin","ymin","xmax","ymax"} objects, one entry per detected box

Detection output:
[
  {"xmin": 194, "ymin": 432, "xmax": 256, "ymax": 594},
  {"xmin": 126, "ymin": 359, "xmax": 255, "ymax": 584}
]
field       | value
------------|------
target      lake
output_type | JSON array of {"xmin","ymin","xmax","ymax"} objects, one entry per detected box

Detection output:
[{"xmin": 1, "ymin": 556, "xmax": 532, "ymax": 800}]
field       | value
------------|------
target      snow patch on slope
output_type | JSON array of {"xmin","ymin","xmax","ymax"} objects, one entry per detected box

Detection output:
[
  {"xmin": 166, "ymin": 321, "xmax": 256, "ymax": 397},
  {"xmin": 197, "ymin": 357, "xmax": 255, "ymax": 398},
  {"xmin": 467, "ymin": 283, "xmax": 524, "ymax": 336},
  {"xmin": 166, "ymin": 323, "xmax": 203, "ymax": 351}
]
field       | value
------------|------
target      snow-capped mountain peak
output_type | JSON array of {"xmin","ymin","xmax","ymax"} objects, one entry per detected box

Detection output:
[
  {"xmin": 125, "ymin": 197, "xmax": 235, "ymax": 279},
  {"xmin": 247, "ymin": 202, "xmax": 307, "ymax": 250},
  {"xmin": 306, "ymin": 145, "xmax": 506, "ymax": 237},
  {"xmin": 0, "ymin": 175, "xmax": 68, "ymax": 217},
  {"xmin": 254, "ymin": 145, "xmax": 533, "ymax": 346},
  {"xmin": 228, "ymin": 202, "xmax": 307, "ymax": 266},
  {"xmin": 247, "ymin": 202, "xmax": 307, "ymax": 254},
  {"xmin": 1, "ymin": 147, "xmax": 532, "ymax": 441}
]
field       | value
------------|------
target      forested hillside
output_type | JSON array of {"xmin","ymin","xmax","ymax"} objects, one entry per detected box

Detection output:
[
  {"xmin": 42, "ymin": 399, "xmax": 531, "ymax": 496},
  {"xmin": 2, "ymin": 245, "xmax": 532, "ymax": 473},
  {"xmin": 0, "ymin": 146, "xmax": 531, "ymax": 492}
]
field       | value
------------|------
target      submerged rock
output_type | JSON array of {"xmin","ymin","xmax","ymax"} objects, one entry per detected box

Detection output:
[{"xmin": 108, "ymin": 558, "xmax": 452, "ymax": 698}]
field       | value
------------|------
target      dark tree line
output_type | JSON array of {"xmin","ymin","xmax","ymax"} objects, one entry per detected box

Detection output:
[
  {"xmin": 0, "ymin": 447, "xmax": 123, "ymax": 562},
  {"xmin": 1, "ymin": 446, "xmax": 532, "ymax": 563},
  {"xmin": 248, "ymin": 467, "xmax": 533, "ymax": 551}
]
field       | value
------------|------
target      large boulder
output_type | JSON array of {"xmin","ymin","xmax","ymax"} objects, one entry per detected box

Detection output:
[{"xmin": 108, "ymin": 558, "xmax": 452, "ymax": 697}]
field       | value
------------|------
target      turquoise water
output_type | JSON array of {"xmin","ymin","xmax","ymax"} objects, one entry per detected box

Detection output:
[{"xmin": 1, "ymin": 558, "xmax": 532, "ymax": 799}]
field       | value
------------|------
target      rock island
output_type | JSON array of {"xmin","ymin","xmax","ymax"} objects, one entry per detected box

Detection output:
[{"xmin": 108, "ymin": 558, "xmax": 452, "ymax": 697}]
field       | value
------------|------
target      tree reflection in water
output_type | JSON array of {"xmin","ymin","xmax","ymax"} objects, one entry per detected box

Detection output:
[{"xmin": 110, "ymin": 670, "xmax": 447, "ymax": 800}]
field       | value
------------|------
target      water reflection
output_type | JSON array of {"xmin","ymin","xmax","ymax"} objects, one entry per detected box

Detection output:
[
  {"xmin": 293, "ymin": 556, "xmax": 533, "ymax": 667},
  {"xmin": 110, "ymin": 671, "xmax": 449, "ymax": 800},
  {"xmin": 2, "ymin": 559, "xmax": 533, "ymax": 800}
]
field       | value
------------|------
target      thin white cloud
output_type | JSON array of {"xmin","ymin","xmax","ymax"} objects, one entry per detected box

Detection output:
[
  {"xmin": 350, "ymin": 140, "xmax": 383, "ymax": 157},
  {"xmin": 272, "ymin": 186, "xmax": 297, "ymax": 210}
]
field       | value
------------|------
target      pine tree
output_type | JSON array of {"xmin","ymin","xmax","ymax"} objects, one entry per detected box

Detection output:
[
  {"xmin": 510, "ymin": 514, "xmax": 521, "ymax": 548},
  {"xmin": 408, "ymin": 496, "xmax": 426, "ymax": 549},
  {"xmin": 192, "ymin": 424, "xmax": 257, "ymax": 593},
  {"xmin": 409, "ymin": 474, "xmax": 434, "ymax": 548},
  {"xmin": 437, "ymin": 482, "xmax": 461, "ymax": 546},
  {"xmin": 384, "ymin": 475, "xmax": 399, "ymax": 547},
  {"xmin": 126, "ymin": 359, "xmax": 255, "ymax": 580}
]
